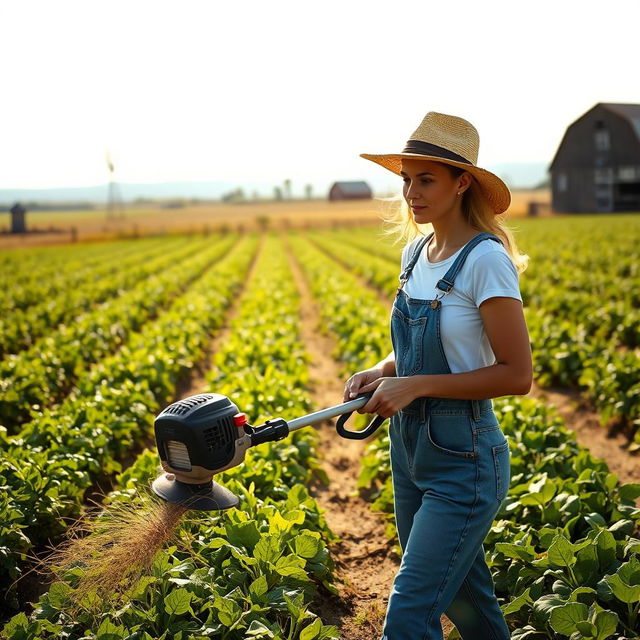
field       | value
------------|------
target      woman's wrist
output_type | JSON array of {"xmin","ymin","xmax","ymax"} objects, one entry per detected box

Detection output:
[
  {"xmin": 378, "ymin": 360, "xmax": 396, "ymax": 378},
  {"xmin": 406, "ymin": 374, "xmax": 430, "ymax": 400}
]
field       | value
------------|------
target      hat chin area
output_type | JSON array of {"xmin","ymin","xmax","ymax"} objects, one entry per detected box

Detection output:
[{"xmin": 359, "ymin": 152, "xmax": 511, "ymax": 215}]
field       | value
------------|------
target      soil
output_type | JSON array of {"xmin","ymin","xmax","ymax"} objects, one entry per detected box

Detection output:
[
  {"xmin": 527, "ymin": 383, "xmax": 639, "ymax": 487},
  {"xmin": 175, "ymin": 235, "xmax": 265, "ymax": 401},
  {"xmin": 285, "ymin": 237, "xmax": 456, "ymax": 640}
]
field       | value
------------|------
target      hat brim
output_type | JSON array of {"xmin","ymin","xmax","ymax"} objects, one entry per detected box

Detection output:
[{"xmin": 360, "ymin": 153, "xmax": 511, "ymax": 215}]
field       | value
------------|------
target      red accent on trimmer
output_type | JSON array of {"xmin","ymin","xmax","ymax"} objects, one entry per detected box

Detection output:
[{"xmin": 233, "ymin": 413, "xmax": 247, "ymax": 427}]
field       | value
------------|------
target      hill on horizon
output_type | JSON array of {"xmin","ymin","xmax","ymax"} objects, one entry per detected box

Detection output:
[{"xmin": 0, "ymin": 162, "xmax": 549, "ymax": 206}]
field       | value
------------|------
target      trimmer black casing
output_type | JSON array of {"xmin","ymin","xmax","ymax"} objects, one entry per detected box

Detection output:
[{"xmin": 155, "ymin": 393, "xmax": 240, "ymax": 471}]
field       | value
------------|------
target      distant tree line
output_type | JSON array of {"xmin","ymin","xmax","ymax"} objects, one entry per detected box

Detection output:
[
  {"xmin": 224, "ymin": 180, "xmax": 316, "ymax": 203},
  {"xmin": 0, "ymin": 181, "xmax": 321, "ymax": 211}
]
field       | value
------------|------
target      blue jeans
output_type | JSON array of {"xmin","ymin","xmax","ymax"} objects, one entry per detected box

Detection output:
[{"xmin": 381, "ymin": 402, "xmax": 511, "ymax": 640}]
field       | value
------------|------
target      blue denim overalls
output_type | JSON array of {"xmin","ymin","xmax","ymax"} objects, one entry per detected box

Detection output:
[{"xmin": 381, "ymin": 231, "xmax": 511, "ymax": 640}]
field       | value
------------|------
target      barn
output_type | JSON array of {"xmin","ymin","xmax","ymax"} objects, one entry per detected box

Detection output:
[
  {"xmin": 328, "ymin": 181, "xmax": 372, "ymax": 201},
  {"xmin": 549, "ymin": 103, "xmax": 640, "ymax": 213}
]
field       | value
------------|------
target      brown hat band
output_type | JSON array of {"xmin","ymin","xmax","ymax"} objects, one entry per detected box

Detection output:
[{"xmin": 402, "ymin": 140, "xmax": 472, "ymax": 165}]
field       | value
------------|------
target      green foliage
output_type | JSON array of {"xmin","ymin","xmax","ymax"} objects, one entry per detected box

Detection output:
[
  {"xmin": 290, "ymin": 232, "xmax": 391, "ymax": 375},
  {"xmin": 0, "ymin": 236, "xmax": 193, "ymax": 358},
  {"xmin": 3, "ymin": 217, "xmax": 640, "ymax": 639},
  {"xmin": 0, "ymin": 234, "xmax": 256, "ymax": 599},
  {"xmin": 0, "ymin": 235, "xmax": 235, "ymax": 428},
  {"xmin": 1, "ymin": 233, "xmax": 339, "ymax": 639}
]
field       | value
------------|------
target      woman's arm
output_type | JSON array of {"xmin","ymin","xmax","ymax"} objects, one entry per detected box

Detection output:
[
  {"xmin": 359, "ymin": 297, "xmax": 532, "ymax": 417},
  {"xmin": 377, "ymin": 350, "xmax": 397, "ymax": 378}
]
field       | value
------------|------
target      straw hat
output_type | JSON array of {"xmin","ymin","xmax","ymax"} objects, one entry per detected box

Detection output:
[{"xmin": 360, "ymin": 111, "xmax": 511, "ymax": 214}]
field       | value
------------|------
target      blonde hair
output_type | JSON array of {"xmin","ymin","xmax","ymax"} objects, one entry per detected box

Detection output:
[{"xmin": 379, "ymin": 165, "xmax": 529, "ymax": 273}]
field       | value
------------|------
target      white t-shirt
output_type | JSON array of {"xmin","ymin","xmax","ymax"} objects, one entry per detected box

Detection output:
[{"xmin": 399, "ymin": 235, "xmax": 522, "ymax": 374}]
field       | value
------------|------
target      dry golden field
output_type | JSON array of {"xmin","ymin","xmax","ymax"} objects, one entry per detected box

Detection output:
[{"xmin": 0, "ymin": 189, "xmax": 550, "ymax": 249}]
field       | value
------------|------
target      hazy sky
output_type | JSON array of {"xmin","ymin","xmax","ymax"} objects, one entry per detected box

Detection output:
[{"xmin": 2, "ymin": 0, "xmax": 639, "ymax": 194}]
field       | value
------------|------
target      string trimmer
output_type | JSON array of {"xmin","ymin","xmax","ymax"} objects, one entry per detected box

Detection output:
[
  {"xmin": 151, "ymin": 392, "xmax": 385, "ymax": 511},
  {"xmin": 44, "ymin": 393, "xmax": 385, "ymax": 608}
]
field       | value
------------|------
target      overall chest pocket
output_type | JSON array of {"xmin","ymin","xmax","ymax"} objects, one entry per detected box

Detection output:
[{"xmin": 391, "ymin": 306, "xmax": 428, "ymax": 376}]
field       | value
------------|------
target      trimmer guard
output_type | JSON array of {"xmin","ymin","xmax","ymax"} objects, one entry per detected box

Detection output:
[{"xmin": 152, "ymin": 473, "xmax": 239, "ymax": 511}]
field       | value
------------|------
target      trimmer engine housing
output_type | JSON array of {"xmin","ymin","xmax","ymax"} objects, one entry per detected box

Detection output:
[
  {"xmin": 155, "ymin": 393, "xmax": 249, "ymax": 482},
  {"xmin": 151, "ymin": 391, "xmax": 384, "ymax": 511},
  {"xmin": 152, "ymin": 393, "xmax": 251, "ymax": 510}
]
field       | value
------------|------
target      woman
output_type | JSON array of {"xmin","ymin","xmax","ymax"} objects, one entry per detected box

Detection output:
[{"xmin": 343, "ymin": 111, "xmax": 532, "ymax": 640}]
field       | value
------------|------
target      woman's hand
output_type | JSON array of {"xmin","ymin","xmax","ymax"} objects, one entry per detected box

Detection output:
[
  {"xmin": 343, "ymin": 367, "xmax": 384, "ymax": 402},
  {"xmin": 358, "ymin": 377, "xmax": 417, "ymax": 418}
]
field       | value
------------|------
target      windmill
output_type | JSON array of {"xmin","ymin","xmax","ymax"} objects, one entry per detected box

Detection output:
[{"xmin": 105, "ymin": 151, "xmax": 125, "ymax": 221}]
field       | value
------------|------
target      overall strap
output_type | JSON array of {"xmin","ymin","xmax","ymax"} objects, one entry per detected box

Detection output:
[
  {"xmin": 398, "ymin": 233, "xmax": 432, "ymax": 290},
  {"xmin": 435, "ymin": 232, "xmax": 502, "ymax": 293}
]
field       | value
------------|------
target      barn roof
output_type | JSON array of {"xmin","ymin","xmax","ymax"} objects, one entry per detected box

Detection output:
[
  {"xmin": 601, "ymin": 103, "xmax": 640, "ymax": 140},
  {"xmin": 549, "ymin": 102, "xmax": 640, "ymax": 171},
  {"xmin": 332, "ymin": 180, "xmax": 371, "ymax": 194}
]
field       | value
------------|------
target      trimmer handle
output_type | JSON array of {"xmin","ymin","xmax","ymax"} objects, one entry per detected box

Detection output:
[{"xmin": 335, "ymin": 392, "xmax": 387, "ymax": 440}]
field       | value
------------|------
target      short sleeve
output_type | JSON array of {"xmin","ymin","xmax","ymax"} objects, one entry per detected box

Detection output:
[{"xmin": 470, "ymin": 250, "xmax": 522, "ymax": 307}]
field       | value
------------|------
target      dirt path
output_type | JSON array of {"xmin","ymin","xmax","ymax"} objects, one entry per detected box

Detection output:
[
  {"xmin": 285, "ymin": 237, "xmax": 457, "ymax": 639},
  {"xmin": 174, "ymin": 235, "xmax": 264, "ymax": 401},
  {"xmin": 285, "ymin": 239, "xmax": 397, "ymax": 637},
  {"xmin": 528, "ymin": 383, "xmax": 639, "ymax": 486}
]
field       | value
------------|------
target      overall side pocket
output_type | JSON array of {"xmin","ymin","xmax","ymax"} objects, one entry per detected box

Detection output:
[{"xmin": 492, "ymin": 441, "xmax": 511, "ymax": 502}]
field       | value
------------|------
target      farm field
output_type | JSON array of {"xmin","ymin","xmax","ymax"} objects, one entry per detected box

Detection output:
[
  {"xmin": 1, "ymin": 213, "xmax": 639, "ymax": 640},
  {"xmin": 0, "ymin": 189, "xmax": 549, "ymax": 249}
]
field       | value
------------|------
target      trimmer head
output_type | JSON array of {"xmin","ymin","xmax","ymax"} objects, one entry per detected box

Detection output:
[
  {"xmin": 150, "ymin": 391, "xmax": 383, "ymax": 512},
  {"xmin": 151, "ymin": 393, "xmax": 252, "ymax": 511},
  {"xmin": 151, "ymin": 473, "xmax": 239, "ymax": 511}
]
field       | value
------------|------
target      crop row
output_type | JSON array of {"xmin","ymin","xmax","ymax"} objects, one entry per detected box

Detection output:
[
  {"xmin": 307, "ymin": 231, "xmax": 398, "ymax": 302},
  {"xmin": 3, "ymin": 234, "xmax": 340, "ymax": 639},
  {"xmin": 0, "ymin": 237, "xmax": 167, "ymax": 314},
  {"xmin": 0, "ymin": 235, "xmax": 257, "ymax": 605},
  {"xmin": 310, "ymin": 226, "xmax": 401, "ymax": 264},
  {"xmin": 518, "ymin": 217, "xmax": 640, "ymax": 448},
  {"xmin": 290, "ymin": 233, "xmax": 390, "ymax": 375},
  {"xmin": 0, "ymin": 235, "xmax": 195, "ymax": 357},
  {"xmin": 0, "ymin": 235, "xmax": 236, "ymax": 429},
  {"xmin": 290, "ymin": 232, "xmax": 640, "ymax": 640}
]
